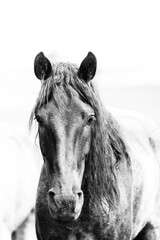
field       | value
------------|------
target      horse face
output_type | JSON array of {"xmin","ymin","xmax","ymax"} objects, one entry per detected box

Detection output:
[{"xmin": 37, "ymin": 91, "xmax": 95, "ymax": 222}]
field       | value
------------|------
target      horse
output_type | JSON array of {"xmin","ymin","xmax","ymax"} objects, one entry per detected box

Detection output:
[
  {"xmin": 0, "ymin": 124, "xmax": 42, "ymax": 240},
  {"xmin": 30, "ymin": 51, "xmax": 160, "ymax": 240}
]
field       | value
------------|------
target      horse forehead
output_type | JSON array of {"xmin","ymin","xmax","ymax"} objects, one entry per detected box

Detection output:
[{"xmin": 49, "ymin": 95, "xmax": 93, "ymax": 125}]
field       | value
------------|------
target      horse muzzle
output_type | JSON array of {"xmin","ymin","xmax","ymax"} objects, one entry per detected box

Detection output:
[{"xmin": 48, "ymin": 189, "xmax": 84, "ymax": 222}]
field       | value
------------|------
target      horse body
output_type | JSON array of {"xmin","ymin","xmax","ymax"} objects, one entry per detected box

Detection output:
[
  {"xmin": 32, "ymin": 52, "xmax": 160, "ymax": 240},
  {"xmin": 0, "ymin": 125, "xmax": 42, "ymax": 239}
]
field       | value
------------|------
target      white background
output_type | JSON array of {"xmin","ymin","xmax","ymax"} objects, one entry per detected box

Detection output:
[{"xmin": 0, "ymin": 0, "xmax": 160, "ymax": 125}]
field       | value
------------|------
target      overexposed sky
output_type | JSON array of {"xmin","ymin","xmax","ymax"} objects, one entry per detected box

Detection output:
[
  {"xmin": 0, "ymin": 0, "xmax": 160, "ymax": 83},
  {"xmin": 0, "ymin": 0, "xmax": 160, "ymax": 125}
]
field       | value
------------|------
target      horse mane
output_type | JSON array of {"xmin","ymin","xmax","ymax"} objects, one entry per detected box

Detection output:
[{"xmin": 30, "ymin": 62, "xmax": 130, "ymax": 209}]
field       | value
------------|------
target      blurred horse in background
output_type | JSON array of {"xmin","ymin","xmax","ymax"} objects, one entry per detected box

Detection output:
[{"xmin": 0, "ymin": 124, "xmax": 42, "ymax": 240}]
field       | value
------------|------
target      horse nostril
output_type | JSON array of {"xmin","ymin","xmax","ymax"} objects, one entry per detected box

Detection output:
[
  {"xmin": 48, "ymin": 189, "xmax": 55, "ymax": 203},
  {"xmin": 77, "ymin": 190, "xmax": 84, "ymax": 203}
]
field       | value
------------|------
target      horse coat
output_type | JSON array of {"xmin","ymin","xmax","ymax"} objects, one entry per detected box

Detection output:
[{"xmin": 31, "ymin": 51, "xmax": 160, "ymax": 240}]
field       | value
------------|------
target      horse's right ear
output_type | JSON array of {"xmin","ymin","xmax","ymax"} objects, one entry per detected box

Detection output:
[
  {"xmin": 34, "ymin": 52, "xmax": 52, "ymax": 80},
  {"xmin": 78, "ymin": 52, "xmax": 97, "ymax": 83}
]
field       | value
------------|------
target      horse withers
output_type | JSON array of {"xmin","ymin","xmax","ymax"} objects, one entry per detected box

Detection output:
[{"xmin": 30, "ymin": 51, "xmax": 160, "ymax": 240}]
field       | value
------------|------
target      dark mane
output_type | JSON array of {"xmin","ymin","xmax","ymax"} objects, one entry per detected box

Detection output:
[{"xmin": 30, "ymin": 62, "xmax": 130, "ymax": 208}]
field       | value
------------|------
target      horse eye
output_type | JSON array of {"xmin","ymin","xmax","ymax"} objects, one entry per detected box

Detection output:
[
  {"xmin": 86, "ymin": 115, "xmax": 96, "ymax": 126},
  {"xmin": 35, "ymin": 115, "xmax": 43, "ymax": 125}
]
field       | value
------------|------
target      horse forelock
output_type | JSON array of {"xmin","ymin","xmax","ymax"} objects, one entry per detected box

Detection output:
[
  {"xmin": 29, "ymin": 62, "xmax": 96, "ymax": 126},
  {"xmin": 29, "ymin": 61, "xmax": 130, "ymax": 209}
]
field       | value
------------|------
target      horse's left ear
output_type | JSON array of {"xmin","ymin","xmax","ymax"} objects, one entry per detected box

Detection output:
[
  {"xmin": 34, "ymin": 52, "xmax": 52, "ymax": 80},
  {"xmin": 78, "ymin": 52, "xmax": 97, "ymax": 83}
]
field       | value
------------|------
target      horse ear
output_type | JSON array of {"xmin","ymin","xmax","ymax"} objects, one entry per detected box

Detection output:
[
  {"xmin": 34, "ymin": 52, "xmax": 52, "ymax": 80},
  {"xmin": 78, "ymin": 52, "xmax": 97, "ymax": 83}
]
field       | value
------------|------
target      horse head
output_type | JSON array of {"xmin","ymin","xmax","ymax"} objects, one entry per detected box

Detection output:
[{"xmin": 33, "ymin": 52, "xmax": 97, "ymax": 223}]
